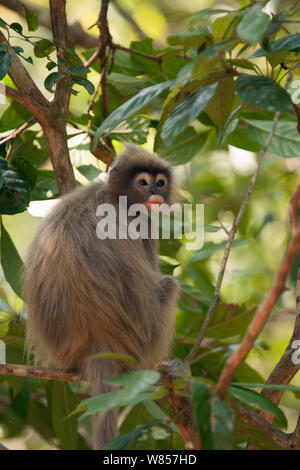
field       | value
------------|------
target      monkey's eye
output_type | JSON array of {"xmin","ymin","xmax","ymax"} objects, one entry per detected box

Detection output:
[
  {"xmin": 157, "ymin": 179, "xmax": 165, "ymax": 187},
  {"xmin": 139, "ymin": 179, "xmax": 148, "ymax": 186}
]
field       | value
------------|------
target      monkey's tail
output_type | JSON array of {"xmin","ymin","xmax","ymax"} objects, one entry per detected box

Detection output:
[{"xmin": 85, "ymin": 357, "xmax": 119, "ymax": 450}]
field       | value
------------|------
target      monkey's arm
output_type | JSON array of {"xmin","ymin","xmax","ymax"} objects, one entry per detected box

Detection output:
[{"xmin": 158, "ymin": 275, "xmax": 179, "ymax": 307}]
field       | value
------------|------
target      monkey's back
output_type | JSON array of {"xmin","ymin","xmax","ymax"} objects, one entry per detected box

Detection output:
[{"xmin": 24, "ymin": 180, "xmax": 162, "ymax": 370}]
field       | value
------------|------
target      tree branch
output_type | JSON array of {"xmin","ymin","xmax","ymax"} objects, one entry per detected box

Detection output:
[
  {"xmin": 49, "ymin": 0, "xmax": 70, "ymax": 110},
  {"xmin": 185, "ymin": 111, "xmax": 281, "ymax": 364},
  {"xmin": 0, "ymin": 363, "xmax": 82, "ymax": 382},
  {"xmin": 0, "ymin": 1, "xmax": 77, "ymax": 194},
  {"xmin": 112, "ymin": 43, "xmax": 163, "ymax": 63},
  {"xmin": 237, "ymin": 403, "xmax": 300, "ymax": 449},
  {"xmin": 217, "ymin": 177, "xmax": 300, "ymax": 399},
  {"xmin": 38, "ymin": 0, "xmax": 76, "ymax": 194}
]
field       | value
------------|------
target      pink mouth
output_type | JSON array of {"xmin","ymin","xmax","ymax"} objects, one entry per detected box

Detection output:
[{"xmin": 144, "ymin": 195, "xmax": 164, "ymax": 209}]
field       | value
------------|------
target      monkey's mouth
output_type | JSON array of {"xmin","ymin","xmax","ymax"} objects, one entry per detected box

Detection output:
[{"xmin": 144, "ymin": 195, "xmax": 164, "ymax": 210}]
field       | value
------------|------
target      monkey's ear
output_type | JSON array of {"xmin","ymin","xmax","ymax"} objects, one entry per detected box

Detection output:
[{"xmin": 108, "ymin": 165, "xmax": 118, "ymax": 180}]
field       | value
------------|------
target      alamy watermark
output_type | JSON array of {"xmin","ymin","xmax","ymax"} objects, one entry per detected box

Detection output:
[
  {"xmin": 0, "ymin": 340, "xmax": 5, "ymax": 364},
  {"xmin": 0, "ymin": 82, "xmax": 6, "ymax": 105},
  {"xmin": 96, "ymin": 197, "xmax": 204, "ymax": 251},
  {"xmin": 291, "ymin": 340, "xmax": 300, "ymax": 365}
]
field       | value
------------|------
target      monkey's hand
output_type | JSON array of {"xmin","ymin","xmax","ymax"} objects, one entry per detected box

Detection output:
[{"xmin": 158, "ymin": 275, "xmax": 179, "ymax": 304}]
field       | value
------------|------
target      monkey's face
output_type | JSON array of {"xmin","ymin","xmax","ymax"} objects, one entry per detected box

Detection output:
[{"xmin": 130, "ymin": 171, "xmax": 169, "ymax": 210}]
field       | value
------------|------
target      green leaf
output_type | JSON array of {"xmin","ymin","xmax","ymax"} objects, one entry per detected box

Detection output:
[
  {"xmin": 232, "ymin": 382, "xmax": 300, "ymax": 393},
  {"xmin": 103, "ymin": 423, "xmax": 157, "ymax": 450},
  {"xmin": 211, "ymin": 396, "xmax": 235, "ymax": 450},
  {"xmin": 30, "ymin": 169, "xmax": 59, "ymax": 200},
  {"xmin": 46, "ymin": 61, "xmax": 57, "ymax": 71},
  {"xmin": 77, "ymin": 370, "xmax": 160, "ymax": 419},
  {"xmin": 0, "ymin": 158, "xmax": 35, "ymax": 214},
  {"xmin": 107, "ymin": 72, "xmax": 147, "ymax": 97},
  {"xmin": 28, "ymin": 401, "xmax": 55, "ymax": 441},
  {"xmin": 143, "ymin": 400, "xmax": 178, "ymax": 432},
  {"xmin": 206, "ymin": 76, "xmax": 235, "ymax": 128},
  {"xmin": 235, "ymin": 74, "xmax": 293, "ymax": 114},
  {"xmin": 206, "ymin": 304, "xmax": 256, "ymax": 339},
  {"xmin": 237, "ymin": 4, "xmax": 270, "ymax": 44},
  {"xmin": 167, "ymin": 28, "xmax": 211, "ymax": 48},
  {"xmin": 23, "ymin": 55, "xmax": 33, "ymax": 64},
  {"xmin": 191, "ymin": 380, "xmax": 213, "ymax": 449},
  {"xmin": 226, "ymin": 125, "xmax": 261, "ymax": 152},
  {"xmin": 48, "ymin": 381, "xmax": 80, "ymax": 450},
  {"xmin": 34, "ymin": 39, "xmax": 55, "ymax": 58},
  {"xmin": 12, "ymin": 46, "xmax": 24, "ymax": 55},
  {"xmin": 10, "ymin": 132, "xmax": 48, "ymax": 166},
  {"xmin": 190, "ymin": 8, "xmax": 231, "ymax": 21},
  {"xmin": 227, "ymin": 58, "xmax": 259, "ymax": 73},
  {"xmin": 213, "ymin": 14, "xmax": 239, "ymax": 42},
  {"xmin": 93, "ymin": 80, "xmax": 174, "ymax": 147},
  {"xmin": 192, "ymin": 239, "xmax": 247, "ymax": 262},
  {"xmin": 161, "ymin": 82, "xmax": 218, "ymax": 144},
  {"xmin": 108, "ymin": 116, "xmax": 150, "ymax": 144},
  {"xmin": 66, "ymin": 65, "xmax": 90, "ymax": 75},
  {"xmin": 251, "ymin": 34, "xmax": 300, "ymax": 58},
  {"xmin": 44, "ymin": 72, "xmax": 65, "ymax": 93},
  {"xmin": 0, "ymin": 101, "xmax": 31, "ymax": 132},
  {"xmin": 229, "ymin": 385, "xmax": 288, "ymax": 429},
  {"xmin": 201, "ymin": 38, "xmax": 239, "ymax": 59},
  {"xmin": 0, "ymin": 18, "xmax": 7, "ymax": 28},
  {"xmin": 0, "ymin": 310, "xmax": 11, "ymax": 337},
  {"xmin": 25, "ymin": 8, "xmax": 39, "ymax": 31},
  {"xmin": 70, "ymin": 76, "xmax": 95, "ymax": 95},
  {"xmin": 76, "ymin": 165, "xmax": 101, "ymax": 181},
  {"xmin": 0, "ymin": 52, "xmax": 11, "ymax": 80},
  {"xmin": 157, "ymin": 127, "xmax": 208, "ymax": 165},
  {"xmin": 241, "ymin": 118, "xmax": 300, "ymax": 158},
  {"xmin": 12, "ymin": 157, "xmax": 37, "ymax": 189},
  {"xmin": 10, "ymin": 22, "xmax": 22, "ymax": 34},
  {"xmin": 0, "ymin": 220, "xmax": 24, "ymax": 298},
  {"xmin": 91, "ymin": 352, "xmax": 137, "ymax": 364}
]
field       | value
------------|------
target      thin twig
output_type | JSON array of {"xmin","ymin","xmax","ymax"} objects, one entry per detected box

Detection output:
[
  {"xmin": 218, "ymin": 220, "xmax": 230, "ymax": 236},
  {"xmin": 112, "ymin": 43, "xmax": 163, "ymax": 63},
  {"xmin": 0, "ymin": 117, "xmax": 35, "ymax": 147},
  {"xmin": 112, "ymin": 0, "xmax": 145, "ymax": 38}
]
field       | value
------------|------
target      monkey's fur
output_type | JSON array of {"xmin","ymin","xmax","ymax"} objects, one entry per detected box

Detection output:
[{"xmin": 24, "ymin": 146, "xmax": 179, "ymax": 449}]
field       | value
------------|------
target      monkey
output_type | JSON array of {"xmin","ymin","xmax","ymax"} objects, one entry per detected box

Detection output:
[{"xmin": 24, "ymin": 145, "xmax": 179, "ymax": 449}]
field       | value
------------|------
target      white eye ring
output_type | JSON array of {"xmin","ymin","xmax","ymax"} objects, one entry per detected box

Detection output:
[{"xmin": 155, "ymin": 173, "xmax": 168, "ymax": 187}]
